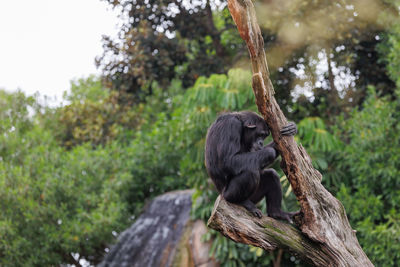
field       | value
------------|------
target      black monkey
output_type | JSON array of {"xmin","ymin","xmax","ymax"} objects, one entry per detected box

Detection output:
[{"xmin": 205, "ymin": 111, "xmax": 298, "ymax": 222}]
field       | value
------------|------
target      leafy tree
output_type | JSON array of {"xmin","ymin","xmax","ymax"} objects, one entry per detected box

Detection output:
[
  {"xmin": 295, "ymin": 116, "xmax": 343, "ymax": 192},
  {"xmin": 330, "ymin": 20, "xmax": 400, "ymax": 265},
  {"xmin": 0, "ymin": 90, "xmax": 37, "ymax": 140},
  {"xmin": 378, "ymin": 13, "xmax": 400, "ymax": 88},
  {"xmin": 97, "ymin": 0, "xmax": 399, "ymax": 123},
  {"xmin": 333, "ymin": 88, "xmax": 400, "ymax": 266},
  {"xmin": 58, "ymin": 76, "xmax": 142, "ymax": 147},
  {"xmin": 65, "ymin": 75, "xmax": 110, "ymax": 103},
  {"xmin": 0, "ymin": 90, "xmax": 132, "ymax": 266},
  {"xmin": 97, "ymin": 0, "xmax": 241, "ymax": 96}
]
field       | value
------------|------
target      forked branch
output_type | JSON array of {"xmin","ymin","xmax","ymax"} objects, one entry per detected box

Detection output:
[{"xmin": 207, "ymin": 1, "xmax": 373, "ymax": 266}]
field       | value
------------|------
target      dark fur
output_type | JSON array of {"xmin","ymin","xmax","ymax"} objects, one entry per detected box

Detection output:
[{"xmin": 205, "ymin": 111, "xmax": 297, "ymax": 221}]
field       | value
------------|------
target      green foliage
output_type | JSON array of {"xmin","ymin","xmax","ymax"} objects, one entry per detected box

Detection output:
[
  {"xmin": 297, "ymin": 117, "xmax": 339, "ymax": 153},
  {"xmin": 0, "ymin": 90, "xmax": 37, "ymax": 137},
  {"xmin": 0, "ymin": 77, "xmax": 200, "ymax": 266},
  {"xmin": 379, "ymin": 18, "xmax": 400, "ymax": 88},
  {"xmin": 58, "ymin": 77, "xmax": 142, "ymax": 147},
  {"xmin": 296, "ymin": 117, "xmax": 343, "ymax": 190},
  {"xmin": 324, "ymin": 22, "xmax": 400, "ymax": 262},
  {"xmin": 64, "ymin": 75, "xmax": 109, "ymax": 103},
  {"xmin": 334, "ymin": 88, "xmax": 400, "ymax": 266},
  {"xmin": 0, "ymin": 90, "xmax": 132, "ymax": 266}
]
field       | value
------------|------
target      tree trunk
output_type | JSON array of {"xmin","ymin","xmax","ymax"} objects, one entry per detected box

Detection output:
[
  {"xmin": 326, "ymin": 48, "xmax": 340, "ymax": 116},
  {"xmin": 205, "ymin": 0, "xmax": 226, "ymax": 58},
  {"xmin": 207, "ymin": 1, "xmax": 373, "ymax": 266}
]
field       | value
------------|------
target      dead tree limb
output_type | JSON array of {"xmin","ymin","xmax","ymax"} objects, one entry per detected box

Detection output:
[
  {"xmin": 207, "ymin": 1, "xmax": 373, "ymax": 266},
  {"xmin": 208, "ymin": 196, "xmax": 333, "ymax": 266}
]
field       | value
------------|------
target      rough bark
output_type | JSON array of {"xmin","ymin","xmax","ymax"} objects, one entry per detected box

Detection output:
[
  {"xmin": 208, "ymin": 196, "xmax": 333, "ymax": 266},
  {"xmin": 207, "ymin": 1, "xmax": 373, "ymax": 266}
]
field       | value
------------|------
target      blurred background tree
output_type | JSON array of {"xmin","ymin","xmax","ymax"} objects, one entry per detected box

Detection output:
[
  {"xmin": 97, "ymin": 0, "xmax": 242, "ymax": 96},
  {"xmin": 97, "ymin": 0, "xmax": 398, "ymax": 119}
]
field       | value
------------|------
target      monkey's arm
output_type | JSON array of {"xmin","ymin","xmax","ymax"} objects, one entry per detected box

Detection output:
[{"xmin": 228, "ymin": 148, "xmax": 277, "ymax": 174}]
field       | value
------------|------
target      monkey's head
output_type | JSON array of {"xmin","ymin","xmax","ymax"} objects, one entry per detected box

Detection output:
[{"xmin": 237, "ymin": 111, "xmax": 270, "ymax": 152}]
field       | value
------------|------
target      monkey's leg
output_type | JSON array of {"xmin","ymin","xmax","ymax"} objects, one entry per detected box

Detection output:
[
  {"xmin": 222, "ymin": 171, "xmax": 262, "ymax": 218},
  {"xmin": 258, "ymin": 169, "xmax": 298, "ymax": 223}
]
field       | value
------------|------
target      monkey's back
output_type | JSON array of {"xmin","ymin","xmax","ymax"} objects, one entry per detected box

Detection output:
[{"xmin": 205, "ymin": 113, "xmax": 242, "ymax": 193}]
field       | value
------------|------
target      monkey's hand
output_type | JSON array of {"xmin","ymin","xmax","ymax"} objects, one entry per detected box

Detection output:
[
  {"xmin": 259, "ymin": 146, "xmax": 278, "ymax": 168},
  {"xmin": 280, "ymin": 122, "xmax": 297, "ymax": 136}
]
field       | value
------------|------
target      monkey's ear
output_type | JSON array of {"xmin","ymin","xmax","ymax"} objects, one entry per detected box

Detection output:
[{"xmin": 244, "ymin": 123, "xmax": 256, "ymax": 129}]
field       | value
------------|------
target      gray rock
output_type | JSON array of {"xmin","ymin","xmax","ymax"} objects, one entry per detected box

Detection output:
[{"xmin": 99, "ymin": 190, "xmax": 194, "ymax": 267}]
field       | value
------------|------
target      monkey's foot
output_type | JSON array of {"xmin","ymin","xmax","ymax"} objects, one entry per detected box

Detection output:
[
  {"xmin": 249, "ymin": 208, "xmax": 263, "ymax": 218},
  {"xmin": 241, "ymin": 200, "xmax": 263, "ymax": 218},
  {"xmin": 268, "ymin": 210, "xmax": 300, "ymax": 224}
]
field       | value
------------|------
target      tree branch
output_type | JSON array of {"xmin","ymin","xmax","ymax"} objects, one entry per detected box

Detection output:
[
  {"xmin": 208, "ymin": 196, "xmax": 333, "ymax": 266},
  {"xmin": 207, "ymin": 1, "xmax": 373, "ymax": 266}
]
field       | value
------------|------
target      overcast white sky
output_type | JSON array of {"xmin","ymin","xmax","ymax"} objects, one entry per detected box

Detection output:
[{"xmin": 0, "ymin": 0, "xmax": 119, "ymax": 104}]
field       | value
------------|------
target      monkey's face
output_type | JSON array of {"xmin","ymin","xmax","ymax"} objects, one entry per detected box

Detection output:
[{"xmin": 243, "ymin": 122, "xmax": 270, "ymax": 152}]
